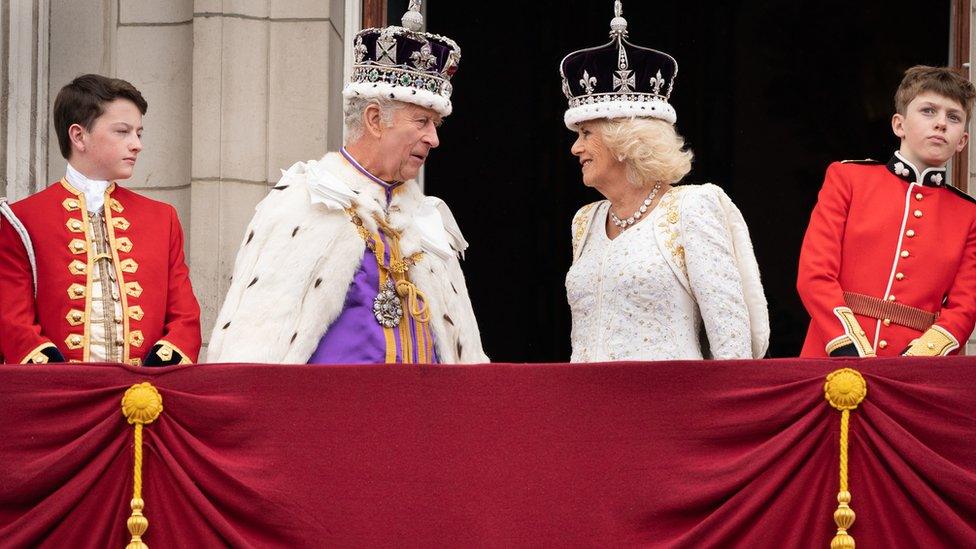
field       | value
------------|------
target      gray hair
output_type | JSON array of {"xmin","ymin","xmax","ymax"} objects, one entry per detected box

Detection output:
[{"xmin": 343, "ymin": 96, "xmax": 407, "ymax": 143}]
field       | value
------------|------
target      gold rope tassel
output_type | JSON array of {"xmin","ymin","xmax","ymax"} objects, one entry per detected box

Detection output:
[
  {"xmin": 824, "ymin": 368, "xmax": 867, "ymax": 549},
  {"xmin": 121, "ymin": 383, "xmax": 164, "ymax": 549}
]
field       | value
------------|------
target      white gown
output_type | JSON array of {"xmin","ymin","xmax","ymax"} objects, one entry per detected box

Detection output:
[{"xmin": 566, "ymin": 184, "xmax": 765, "ymax": 362}]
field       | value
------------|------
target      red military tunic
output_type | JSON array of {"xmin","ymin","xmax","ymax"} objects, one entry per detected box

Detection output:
[
  {"xmin": 797, "ymin": 152, "xmax": 976, "ymax": 357},
  {"xmin": 0, "ymin": 179, "xmax": 201, "ymax": 364}
]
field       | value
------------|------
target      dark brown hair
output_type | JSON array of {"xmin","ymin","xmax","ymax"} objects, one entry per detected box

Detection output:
[
  {"xmin": 894, "ymin": 65, "xmax": 976, "ymax": 121},
  {"xmin": 52, "ymin": 74, "xmax": 148, "ymax": 159}
]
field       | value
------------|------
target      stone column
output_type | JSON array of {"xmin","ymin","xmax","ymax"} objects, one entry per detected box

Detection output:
[
  {"xmin": 2, "ymin": 0, "xmax": 49, "ymax": 201},
  {"xmin": 42, "ymin": 0, "xmax": 194, "ymax": 223},
  {"xmin": 190, "ymin": 0, "xmax": 346, "ymax": 354}
]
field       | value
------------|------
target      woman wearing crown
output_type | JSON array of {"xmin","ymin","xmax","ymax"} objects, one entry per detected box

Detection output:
[{"xmin": 561, "ymin": 2, "xmax": 769, "ymax": 362}]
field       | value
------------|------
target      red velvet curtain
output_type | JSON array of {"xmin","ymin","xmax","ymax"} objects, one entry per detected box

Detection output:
[{"xmin": 1, "ymin": 359, "xmax": 974, "ymax": 548}]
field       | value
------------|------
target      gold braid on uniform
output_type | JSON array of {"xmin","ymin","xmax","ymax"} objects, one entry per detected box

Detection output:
[{"xmin": 902, "ymin": 325, "xmax": 959, "ymax": 356}]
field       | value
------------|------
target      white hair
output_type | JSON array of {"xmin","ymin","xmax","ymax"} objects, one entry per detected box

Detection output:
[{"xmin": 343, "ymin": 96, "xmax": 408, "ymax": 143}]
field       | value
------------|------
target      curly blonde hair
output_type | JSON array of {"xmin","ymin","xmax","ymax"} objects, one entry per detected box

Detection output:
[{"xmin": 596, "ymin": 118, "xmax": 694, "ymax": 187}]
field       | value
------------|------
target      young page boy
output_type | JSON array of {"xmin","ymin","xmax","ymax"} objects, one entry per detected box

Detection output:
[
  {"xmin": 0, "ymin": 74, "xmax": 201, "ymax": 365},
  {"xmin": 798, "ymin": 65, "xmax": 976, "ymax": 357}
]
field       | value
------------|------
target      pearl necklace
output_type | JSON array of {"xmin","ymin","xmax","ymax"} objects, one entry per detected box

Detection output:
[{"xmin": 609, "ymin": 182, "xmax": 663, "ymax": 230}]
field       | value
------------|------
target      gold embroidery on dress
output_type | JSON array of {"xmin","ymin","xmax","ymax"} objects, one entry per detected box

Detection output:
[
  {"xmin": 572, "ymin": 201, "xmax": 598, "ymax": 258},
  {"xmin": 657, "ymin": 188, "xmax": 687, "ymax": 273}
]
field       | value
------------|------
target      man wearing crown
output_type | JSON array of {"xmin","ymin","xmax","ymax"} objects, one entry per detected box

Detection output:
[{"xmin": 207, "ymin": 1, "xmax": 487, "ymax": 364}]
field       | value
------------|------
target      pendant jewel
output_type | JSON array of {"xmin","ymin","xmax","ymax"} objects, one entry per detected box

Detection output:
[{"xmin": 373, "ymin": 280, "xmax": 403, "ymax": 328}]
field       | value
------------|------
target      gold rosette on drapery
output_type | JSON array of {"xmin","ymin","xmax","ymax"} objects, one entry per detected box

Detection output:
[
  {"xmin": 824, "ymin": 368, "xmax": 867, "ymax": 549},
  {"xmin": 121, "ymin": 382, "xmax": 163, "ymax": 549}
]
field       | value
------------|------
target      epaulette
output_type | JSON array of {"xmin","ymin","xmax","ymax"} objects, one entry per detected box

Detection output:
[
  {"xmin": 945, "ymin": 184, "xmax": 976, "ymax": 205},
  {"xmin": 840, "ymin": 159, "xmax": 881, "ymax": 164}
]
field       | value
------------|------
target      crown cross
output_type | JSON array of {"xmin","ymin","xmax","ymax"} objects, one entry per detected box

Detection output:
[
  {"xmin": 613, "ymin": 69, "xmax": 635, "ymax": 92},
  {"xmin": 376, "ymin": 33, "xmax": 397, "ymax": 64},
  {"xmin": 580, "ymin": 71, "xmax": 597, "ymax": 94},
  {"xmin": 410, "ymin": 42, "xmax": 436, "ymax": 69},
  {"xmin": 649, "ymin": 70, "xmax": 666, "ymax": 95}
]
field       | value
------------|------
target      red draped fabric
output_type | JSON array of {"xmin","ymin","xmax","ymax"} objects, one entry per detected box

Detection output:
[{"xmin": 0, "ymin": 359, "xmax": 974, "ymax": 548}]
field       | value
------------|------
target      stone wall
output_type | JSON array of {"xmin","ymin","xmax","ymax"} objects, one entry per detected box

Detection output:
[{"xmin": 1, "ymin": 0, "xmax": 346, "ymax": 356}]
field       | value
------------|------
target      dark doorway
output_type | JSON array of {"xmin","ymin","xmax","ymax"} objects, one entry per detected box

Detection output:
[{"xmin": 416, "ymin": 1, "xmax": 952, "ymax": 362}]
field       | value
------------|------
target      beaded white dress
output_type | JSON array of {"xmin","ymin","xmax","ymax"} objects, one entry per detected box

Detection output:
[{"xmin": 566, "ymin": 184, "xmax": 765, "ymax": 362}]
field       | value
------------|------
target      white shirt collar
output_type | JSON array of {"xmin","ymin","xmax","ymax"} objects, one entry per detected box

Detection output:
[{"xmin": 65, "ymin": 163, "xmax": 111, "ymax": 213}]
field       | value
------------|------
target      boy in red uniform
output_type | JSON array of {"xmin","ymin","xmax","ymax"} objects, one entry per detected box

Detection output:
[
  {"xmin": 0, "ymin": 74, "xmax": 201, "ymax": 365},
  {"xmin": 798, "ymin": 66, "xmax": 976, "ymax": 357}
]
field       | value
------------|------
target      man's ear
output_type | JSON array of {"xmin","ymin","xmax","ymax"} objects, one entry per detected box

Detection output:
[
  {"xmin": 68, "ymin": 123, "xmax": 87, "ymax": 154},
  {"xmin": 363, "ymin": 104, "xmax": 384, "ymax": 138},
  {"xmin": 957, "ymin": 131, "xmax": 969, "ymax": 152},
  {"xmin": 891, "ymin": 113, "xmax": 906, "ymax": 139}
]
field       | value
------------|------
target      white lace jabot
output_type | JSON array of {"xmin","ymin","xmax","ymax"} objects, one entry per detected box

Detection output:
[{"xmin": 65, "ymin": 163, "xmax": 110, "ymax": 213}]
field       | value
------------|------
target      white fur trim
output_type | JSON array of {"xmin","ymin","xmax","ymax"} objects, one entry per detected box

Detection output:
[
  {"xmin": 564, "ymin": 98, "xmax": 676, "ymax": 130},
  {"xmin": 343, "ymin": 82, "xmax": 453, "ymax": 117},
  {"xmin": 207, "ymin": 152, "xmax": 487, "ymax": 364}
]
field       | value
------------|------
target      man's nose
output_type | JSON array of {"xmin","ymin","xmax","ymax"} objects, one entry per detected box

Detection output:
[{"xmin": 424, "ymin": 125, "xmax": 440, "ymax": 148}]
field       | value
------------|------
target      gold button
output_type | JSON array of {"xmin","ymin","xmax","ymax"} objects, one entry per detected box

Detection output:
[
  {"xmin": 906, "ymin": 229, "xmax": 916, "ymax": 237},
  {"xmin": 900, "ymin": 250, "xmax": 910, "ymax": 258},
  {"xmin": 928, "ymin": 342, "xmax": 935, "ymax": 349},
  {"xmin": 915, "ymin": 193, "xmax": 923, "ymax": 201},
  {"xmin": 67, "ymin": 283, "xmax": 86, "ymax": 299},
  {"xmin": 858, "ymin": 330, "xmax": 866, "ymax": 336},
  {"xmin": 65, "ymin": 334, "xmax": 85, "ymax": 349},
  {"xmin": 125, "ymin": 281, "xmax": 143, "ymax": 298},
  {"xmin": 879, "ymin": 340, "xmax": 888, "ymax": 349},
  {"xmin": 883, "ymin": 318, "xmax": 891, "ymax": 326},
  {"xmin": 914, "ymin": 210, "xmax": 923, "ymax": 218},
  {"xmin": 128, "ymin": 305, "xmax": 145, "ymax": 321},
  {"xmin": 895, "ymin": 273, "xmax": 905, "ymax": 280},
  {"xmin": 115, "ymin": 237, "xmax": 133, "ymax": 253},
  {"xmin": 888, "ymin": 295, "xmax": 896, "ymax": 302}
]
